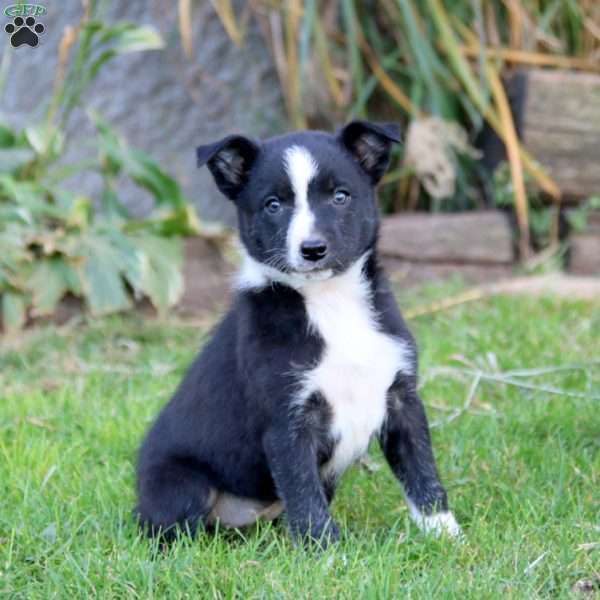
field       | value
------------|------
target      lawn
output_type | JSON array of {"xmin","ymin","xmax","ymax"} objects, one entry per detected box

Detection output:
[{"xmin": 1, "ymin": 290, "xmax": 599, "ymax": 598}]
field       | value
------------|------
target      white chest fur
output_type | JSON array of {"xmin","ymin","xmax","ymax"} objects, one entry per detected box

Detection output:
[{"xmin": 296, "ymin": 257, "xmax": 411, "ymax": 479}]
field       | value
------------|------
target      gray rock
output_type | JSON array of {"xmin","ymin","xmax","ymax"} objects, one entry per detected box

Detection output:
[{"xmin": 0, "ymin": 1, "xmax": 286, "ymax": 225}]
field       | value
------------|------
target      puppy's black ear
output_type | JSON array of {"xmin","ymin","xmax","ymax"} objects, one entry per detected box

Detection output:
[
  {"xmin": 196, "ymin": 135, "xmax": 260, "ymax": 200},
  {"xmin": 338, "ymin": 120, "xmax": 401, "ymax": 184}
]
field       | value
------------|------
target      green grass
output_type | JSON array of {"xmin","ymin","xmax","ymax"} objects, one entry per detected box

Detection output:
[{"xmin": 1, "ymin": 292, "xmax": 599, "ymax": 599}]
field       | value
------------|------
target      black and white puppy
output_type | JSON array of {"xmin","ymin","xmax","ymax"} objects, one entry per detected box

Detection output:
[{"xmin": 136, "ymin": 121, "xmax": 460, "ymax": 544}]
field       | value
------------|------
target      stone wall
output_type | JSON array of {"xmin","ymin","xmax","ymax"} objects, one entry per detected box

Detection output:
[{"xmin": 1, "ymin": 1, "xmax": 287, "ymax": 225}]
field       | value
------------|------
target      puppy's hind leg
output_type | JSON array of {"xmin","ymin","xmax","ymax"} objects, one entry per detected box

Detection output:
[{"xmin": 136, "ymin": 459, "xmax": 216, "ymax": 542}]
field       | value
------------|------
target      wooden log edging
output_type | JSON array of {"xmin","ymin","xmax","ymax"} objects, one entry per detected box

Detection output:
[
  {"xmin": 379, "ymin": 211, "xmax": 515, "ymax": 265},
  {"xmin": 569, "ymin": 235, "xmax": 600, "ymax": 276},
  {"xmin": 522, "ymin": 69, "xmax": 600, "ymax": 201}
]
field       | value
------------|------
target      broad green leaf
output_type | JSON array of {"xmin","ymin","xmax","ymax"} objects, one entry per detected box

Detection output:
[
  {"xmin": 0, "ymin": 147, "xmax": 36, "ymax": 172},
  {"xmin": 0, "ymin": 229, "xmax": 30, "ymax": 269},
  {"xmin": 24, "ymin": 123, "xmax": 64, "ymax": 158},
  {"xmin": 2, "ymin": 290, "xmax": 26, "ymax": 332},
  {"xmin": 0, "ymin": 123, "xmax": 16, "ymax": 147},
  {"xmin": 0, "ymin": 177, "xmax": 77, "ymax": 223},
  {"xmin": 65, "ymin": 195, "xmax": 94, "ymax": 229},
  {"xmin": 0, "ymin": 175, "xmax": 45, "ymax": 204},
  {"xmin": 565, "ymin": 210, "xmax": 587, "ymax": 233},
  {"xmin": 78, "ymin": 234, "xmax": 132, "ymax": 316},
  {"xmin": 131, "ymin": 235, "xmax": 183, "ymax": 313},
  {"xmin": 43, "ymin": 159, "xmax": 99, "ymax": 184},
  {"xmin": 98, "ymin": 178, "xmax": 129, "ymax": 220},
  {"xmin": 131, "ymin": 150, "xmax": 189, "ymax": 208},
  {"xmin": 102, "ymin": 228, "xmax": 145, "ymax": 297},
  {"xmin": 589, "ymin": 196, "xmax": 600, "ymax": 209},
  {"xmin": 0, "ymin": 177, "xmax": 92, "ymax": 227},
  {"xmin": 27, "ymin": 258, "xmax": 82, "ymax": 316},
  {"xmin": 159, "ymin": 204, "xmax": 201, "ymax": 236},
  {"xmin": 52, "ymin": 191, "xmax": 94, "ymax": 229},
  {"xmin": 0, "ymin": 203, "xmax": 34, "ymax": 226},
  {"xmin": 129, "ymin": 204, "xmax": 201, "ymax": 237},
  {"xmin": 0, "ymin": 266, "xmax": 9, "ymax": 288}
]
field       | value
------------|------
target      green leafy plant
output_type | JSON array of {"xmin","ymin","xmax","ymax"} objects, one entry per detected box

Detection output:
[
  {"xmin": 0, "ymin": 12, "xmax": 200, "ymax": 332},
  {"xmin": 566, "ymin": 196, "xmax": 600, "ymax": 233},
  {"xmin": 492, "ymin": 161, "xmax": 558, "ymax": 252}
]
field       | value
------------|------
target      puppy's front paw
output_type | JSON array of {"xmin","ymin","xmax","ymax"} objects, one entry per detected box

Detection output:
[
  {"xmin": 421, "ymin": 511, "xmax": 461, "ymax": 538},
  {"xmin": 410, "ymin": 507, "xmax": 462, "ymax": 539}
]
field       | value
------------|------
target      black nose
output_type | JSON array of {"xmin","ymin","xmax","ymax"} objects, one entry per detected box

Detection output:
[{"xmin": 300, "ymin": 239, "xmax": 328, "ymax": 262}]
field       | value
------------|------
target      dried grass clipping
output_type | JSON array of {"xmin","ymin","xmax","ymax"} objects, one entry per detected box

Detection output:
[{"xmin": 404, "ymin": 117, "xmax": 480, "ymax": 200}]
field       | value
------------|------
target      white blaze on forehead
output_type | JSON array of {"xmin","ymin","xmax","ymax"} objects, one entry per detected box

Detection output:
[{"xmin": 283, "ymin": 145, "xmax": 318, "ymax": 267}]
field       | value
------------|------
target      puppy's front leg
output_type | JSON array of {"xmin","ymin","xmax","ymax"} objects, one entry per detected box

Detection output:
[
  {"xmin": 380, "ymin": 374, "xmax": 461, "ymax": 537},
  {"xmin": 263, "ymin": 421, "xmax": 339, "ymax": 546}
]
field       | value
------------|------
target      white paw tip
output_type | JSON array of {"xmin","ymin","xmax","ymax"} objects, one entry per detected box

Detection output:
[{"xmin": 410, "ymin": 507, "xmax": 462, "ymax": 539}]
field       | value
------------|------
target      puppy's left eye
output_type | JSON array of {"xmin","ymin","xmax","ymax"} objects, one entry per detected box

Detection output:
[
  {"xmin": 264, "ymin": 196, "xmax": 282, "ymax": 214},
  {"xmin": 333, "ymin": 189, "xmax": 350, "ymax": 205}
]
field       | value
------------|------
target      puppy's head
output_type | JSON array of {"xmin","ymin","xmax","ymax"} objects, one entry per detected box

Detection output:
[{"xmin": 197, "ymin": 121, "xmax": 400, "ymax": 282}]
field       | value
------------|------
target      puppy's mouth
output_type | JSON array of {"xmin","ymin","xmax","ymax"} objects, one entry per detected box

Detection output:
[
  {"xmin": 289, "ymin": 265, "xmax": 334, "ymax": 281},
  {"xmin": 293, "ymin": 269, "xmax": 333, "ymax": 281}
]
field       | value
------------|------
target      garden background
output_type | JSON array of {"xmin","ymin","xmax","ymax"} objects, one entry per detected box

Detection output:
[{"xmin": 1, "ymin": 1, "xmax": 599, "ymax": 597}]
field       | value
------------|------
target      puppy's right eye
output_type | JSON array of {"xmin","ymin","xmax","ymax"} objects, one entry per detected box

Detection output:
[{"xmin": 264, "ymin": 196, "xmax": 282, "ymax": 214}]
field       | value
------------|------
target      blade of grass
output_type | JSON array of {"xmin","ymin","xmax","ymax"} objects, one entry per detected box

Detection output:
[
  {"xmin": 264, "ymin": 9, "xmax": 296, "ymax": 129},
  {"xmin": 351, "ymin": 49, "xmax": 403, "ymax": 117},
  {"xmin": 284, "ymin": 0, "xmax": 304, "ymax": 128},
  {"xmin": 178, "ymin": 0, "xmax": 193, "ymax": 58},
  {"xmin": 349, "ymin": 72, "xmax": 379, "ymax": 118},
  {"xmin": 538, "ymin": 0, "xmax": 565, "ymax": 44},
  {"xmin": 583, "ymin": 15, "xmax": 600, "ymax": 45},
  {"xmin": 460, "ymin": 44, "xmax": 600, "ymax": 72},
  {"xmin": 298, "ymin": 0, "xmax": 316, "ymax": 106},
  {"xmin": 381, "ymin": 164, "xmax": 415, "ymax": 186},
  {"xmin": 47, "ymin": 26, "xmax": 78, "ymax": 128},
  {"xmin": 357, "ymin": 30, "xmax": 420, "ymax": 117},
  {"xmin": 484, "ymin": 1, "xmax": 501, "ymax": 47},
  {"xmin": 210, "ymin": 0, "xmax": 243, "ymax": 46},
  {"xmin": 394, "ymin": 0, "xmax": 450, "ymax": 116},
  {"xmin": 471, "ymin": 0, "xmax": 487, "ymax": 91},
  {"xmin": 394, "ymin": 0, "xmax": 456, "ymax": 85},
  {"xmin": 313, "ymin": 14, "xmax": 344, "ymax": 107},
  {"xmin": 487, "ymin": 62, "xmax": 530, "ymax": 259},
  {"xmin": 503, "ymin": 0, "xmax": 524, "ymax": 50},
  {"xmin": 341, "ymin": 0, "xmax": 366, "ymax": 118}
]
